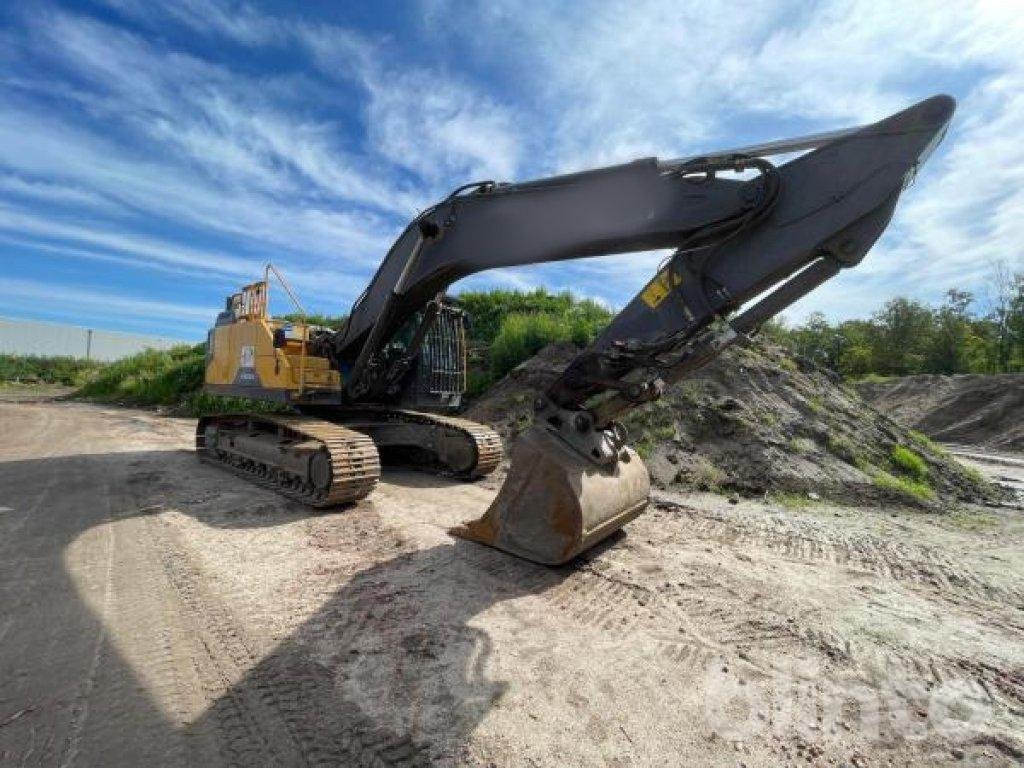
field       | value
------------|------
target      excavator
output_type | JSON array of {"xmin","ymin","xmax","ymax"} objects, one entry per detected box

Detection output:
[{"xmin": 198, "ymin": 94, "xmax": 954, "ymax": 565}]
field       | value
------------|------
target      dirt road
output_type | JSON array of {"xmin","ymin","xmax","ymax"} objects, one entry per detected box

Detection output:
[{"xmin": 1, "ymin": 401, "xmax": 1022, "ymax": 767}]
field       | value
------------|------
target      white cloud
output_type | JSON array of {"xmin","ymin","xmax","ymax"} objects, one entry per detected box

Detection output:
[
  {"xmin": 0, "ymin": 204, "xmax": 257, "ymax": 277},
  {"xmin": 0, "ymin": 173, "xmax": 123, "ymax": 214},
  {"xmin": 420, "ymin": 0, "xmax": 1024, "ymax": 318},
  {"xmin": 3, "ymin": 0, "xmax": 1023, "ymax": 333},
  {"xmin": 0, "ymin": 276, "xmax": 215, "ymax": 333}
]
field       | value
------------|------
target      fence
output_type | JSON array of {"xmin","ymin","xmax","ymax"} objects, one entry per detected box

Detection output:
[{"xmin": 0, "ymin": 317, "xmax": 189, "ymax": 362}]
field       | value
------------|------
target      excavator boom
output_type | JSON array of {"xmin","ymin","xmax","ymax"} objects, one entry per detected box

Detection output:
[
  {"xmin": 450, "ymin": 94, "xmax": 954, "ymax": 563},
  {"xmin": 202, "ymin": 94, "xmax": 955, "ymax": 565}
]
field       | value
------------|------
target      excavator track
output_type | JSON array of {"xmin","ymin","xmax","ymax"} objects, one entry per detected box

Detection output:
[
  {"xmin": 196, "ymin": 413, "xmax": 380, "ymax": 507},
  {"xmin": 306, "ymin": 407, "xmax": 503, "ymax": 478},
  {"xmin": 387, "ymin": 408, "xmax": 503, "ymax": 477}
]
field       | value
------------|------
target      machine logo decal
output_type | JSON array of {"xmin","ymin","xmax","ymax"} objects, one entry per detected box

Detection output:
[{"xmin": 236, "ymin": 345, "xmax": 258, "ymax": 385}]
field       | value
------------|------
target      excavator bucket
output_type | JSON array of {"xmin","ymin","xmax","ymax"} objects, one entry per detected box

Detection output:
[{"xmin": 451, "ymin": 426, "xmax": 650, "ymax": 565}]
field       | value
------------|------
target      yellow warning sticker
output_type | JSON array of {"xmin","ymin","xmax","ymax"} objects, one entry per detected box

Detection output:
[{"xmin": 640, "ymin": 268, "xmax": 682, "ymax": 308}]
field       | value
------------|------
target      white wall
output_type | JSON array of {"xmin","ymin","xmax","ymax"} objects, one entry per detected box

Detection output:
[{"xmin": 0, "ymin": 317, "xmax": 190, "ymax": 362}]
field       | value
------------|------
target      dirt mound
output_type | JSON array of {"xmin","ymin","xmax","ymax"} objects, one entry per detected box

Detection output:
[
  {"xmin": 465, "ymin": 341, "xmax": 1005, "ymax": 508},
  {"xmin": 857, "ymin": 374, "xmax": 1024, "ymax": 451}
]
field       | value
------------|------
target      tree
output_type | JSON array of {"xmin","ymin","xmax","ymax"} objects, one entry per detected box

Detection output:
[
  {"xmin": 985, "ymin": 260, "xmax": 1024, "ymax": 372},
  {"xmin": 927, "ymin": 289, "xmax": 973, "ymax": 374},
  {"xmin": 789, "ymin": 312, "xmax": 839, "ymax": 369},
  {"xmin": 871, "ymin": 297, "xmax": 934, "ymax": 375}
]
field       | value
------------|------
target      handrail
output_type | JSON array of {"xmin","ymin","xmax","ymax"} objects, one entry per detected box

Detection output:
[{"xmin": 263, "ymin": 263, "xmax": 309, "ymax": 395}]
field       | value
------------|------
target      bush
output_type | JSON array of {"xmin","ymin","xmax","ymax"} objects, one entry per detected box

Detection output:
[
  {"xmin": 489, "ymin": 313, "xmax": 571, "ymax": 379},
  {"xmin": 890, "ymin": 445, "xmax": 928, "ymax": 481},
  {"xmin": 0, "ymin": 354, "xmax": 104, "ymax": 386},
  {"xmin": 77, "ymin": 344, "xmax": 206, "ymax": 405},
  {"xmin": 456, "ymin": 288, "xmax": 611, "ymax": 347},
  {"xmin": 688, "ymin": 456, "xmax": 725, "ymax": 491},
  {"xmin": 276, "ymin": 313, "xmax": 347, "ymax": 330}
]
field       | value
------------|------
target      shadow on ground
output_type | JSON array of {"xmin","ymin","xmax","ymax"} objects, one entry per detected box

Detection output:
[{"xmin": 0, "ymin": 446, "xmax": 596, "ymax": 766}]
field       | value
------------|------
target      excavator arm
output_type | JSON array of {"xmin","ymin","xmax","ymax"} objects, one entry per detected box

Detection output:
[
  {"xmin": 340, "ymin": 96, "xmax": 951, "ymax": 406},
  {"xmin": 343, "ymin": 94, "xmax": 954, "ymax": 564}
]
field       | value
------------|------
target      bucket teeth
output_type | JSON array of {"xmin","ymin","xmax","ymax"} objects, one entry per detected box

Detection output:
[{"xmin": 451, "ymin": 426, "xmax": 650, "ymax": 565}]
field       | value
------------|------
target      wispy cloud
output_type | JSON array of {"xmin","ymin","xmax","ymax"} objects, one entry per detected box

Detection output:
[
  {"xmin": 1, "ymin": 0, "xmax": 1022, "ymax": 334},
  {"xmin": 422, "ymin": 0, "xmax": 1024, "ymax": 317},
  {"xmin": 0, "ymin": 276, "xmax": 213, "ymax": 336}
]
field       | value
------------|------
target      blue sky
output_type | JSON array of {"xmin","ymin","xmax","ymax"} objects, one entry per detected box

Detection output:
[{"xmin": 0, "ymin": 0, "xmax": 1022, "ymax": 341}]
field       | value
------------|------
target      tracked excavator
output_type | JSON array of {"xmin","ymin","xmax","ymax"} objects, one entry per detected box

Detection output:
[{"xmin": 199, "ymin": 94, "xmax": 954, "ymax": 564}]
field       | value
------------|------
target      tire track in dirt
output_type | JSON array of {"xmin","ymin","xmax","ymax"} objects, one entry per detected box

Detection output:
[
  {"xmin": 0, "ymin": 408, "xmax": 61, "ymax": 650},
  {"xmin": 55, "ymin": 464, "xmax": 200, "ymax": 767},
  {"xmin": 453, "ymin": 543, "xmax": 799, "ymax": 676},
  {"xmin": 145, "ymin": 510, "xmax": 431, "ymax": 767},
  {"xmin": 56, "ymin": 481, "xmax": 114, "ymax": 768},
  {"xmin": 652, "ymin": 497, "xmax": 1024, "ymax": 608}
]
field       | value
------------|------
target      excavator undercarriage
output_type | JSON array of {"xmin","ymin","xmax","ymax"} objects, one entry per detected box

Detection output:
[{"xmin": 198, "ymin": 94, "xmax": 955, "ymax": 565}]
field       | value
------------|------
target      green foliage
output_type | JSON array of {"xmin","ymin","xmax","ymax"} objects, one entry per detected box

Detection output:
[
  {"xmin": 826, "ymin": 434, "xmax": 865, "ymax": 467},
  {"xmin": 456, "ymin": 288, "xmax": 611, "ymax": 346},
  {"xmin": 772, "ymin": 492, "xmax": 818, "ymax": 509},
  {"xmin": 75, "ymin": 344, "xmax": 291, "ymax": 417},
  {"xmin": 954, "ymin": 460, "xmax": 985, "ymax": 486},
  {"xmin": 622, "ymin": 399, "xmax": 677, "ymax": 458},
  {"xmin": 854, "ymin": 372, "xmax": 894, "ymax": 384},
  {"xmin": 946, "ymin": 509, "xmax": 998, "ymax": 531},
  {"xmin": 77, "ymin": 345, "xmax": 206, "ymax": 405},
  {"xmin": 455, "ymin": 288, "xmax": 613, "ymax": 394},
  {"xmin": 489, "ymin": 313, "xmax": 570, "ymax": 379},
  {"xmin": 890, "ymin": 445, "xmax": 929, "ymax": 481},
  {"xmin": 180, "ymin": 392, "xmax": 290, "ymax": 417},
  {"xmin": 687, "ymin": 456, "xmax": 725, "ymax": 491},
  {"xmin": 276, "ymin": 313, "xmax": 348, "ymax": 330},
  {"xmin": 907, "ymin": 429, "xmax": 948, "ymax": 456},
  {"xmin": 0, "ymin": 354, "xmax": 104, "ymax": 386},
  {"xmin": 872, "ymin": 469, "xmax": 935, "ymax": 502},
  {"xmin": 766, "ymin": 266, "xmax": 1024, "ymax": 378},
  {"xmin": 787, "ymin": 437, "xmax": 816, "ymax": 454}
]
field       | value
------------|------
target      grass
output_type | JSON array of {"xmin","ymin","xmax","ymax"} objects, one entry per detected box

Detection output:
[
  {"xmin": 890, "ymin": 445, "xmax": 929, "ymax": 480},
  {"xmin": 634, "ymin": 424, "xmax": 676, "ymax": 459},
  {"xmin": 907, "ymin": 429, "xmax": 949, "ymax": 457},
  {"xmin": 947, "ymin": 509, "xmax": 998, "ymax": 532},
  {"xmin": 0, "ymin": 354, "xmax": 105, "ymax": 386},
  {"xmin": 77, "ymin": 345, "xmax": 205, "ymax": 405},
  {"xmin": 489, "ymin": 313, "xmax": 572, "ymax": 380},
  {"xmin": 787, "ymin": 436, "xmax": 817, "ymax": 454},
  {"xmin": 687, "ymin": 456, "xmax": 725, "ymax": 492},
  {"xmin": 180, "ymin": 391, "xmax": 290, "ymax": 417},
  {"xmin": 772, "ymin": 492, "xmax": 819, "ymax": 509},
  {"xmin": 872, "ymin": 469, "xmax": 935, "ymax": 502},
  {"xmin": 853, "ymin": 372, "xmax": 894, "ymax": 385},
  {"xmin": 75, "ymin": 344, "xmax": 293, "ymax": 417},
  {"xmin": 806, "ymin": 395, "xmax": 825, "ymax": 415},
  {"xmin": 624, "ymin": 400, "xmax": 678, "ymax": 458},
  {"xmin": 826, "ymin": 434, "xmax": 868, "ymax": 468},
  {"xmin": 956, "ymin": 462, "xmax": 986, "ymax": 485}
]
